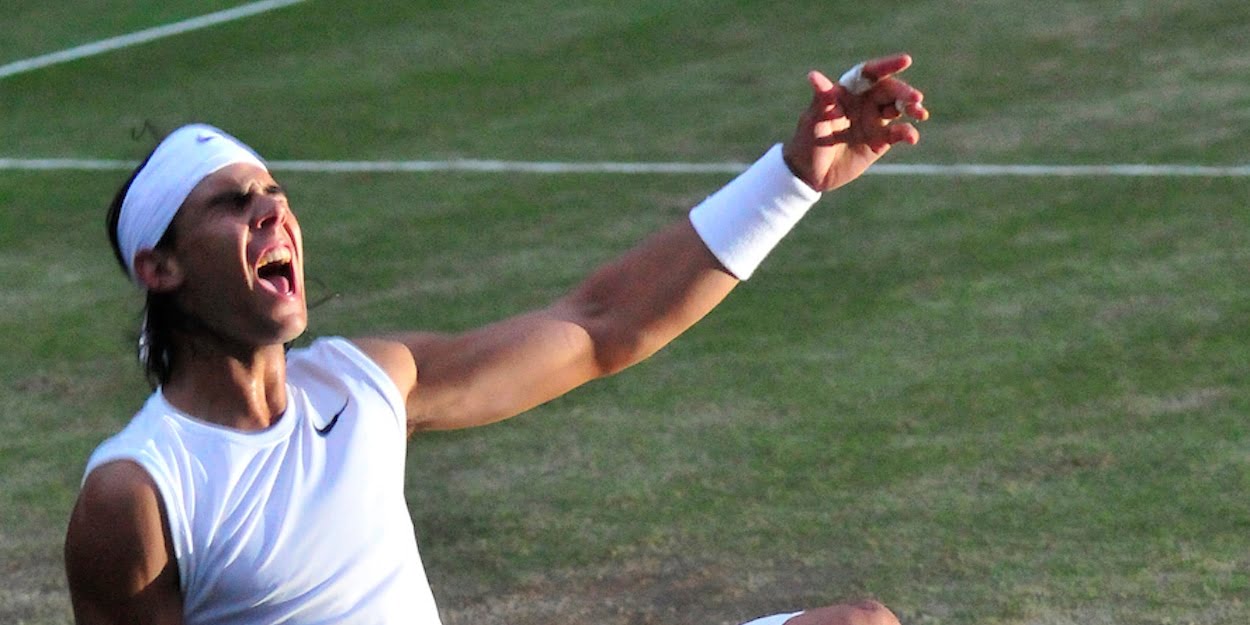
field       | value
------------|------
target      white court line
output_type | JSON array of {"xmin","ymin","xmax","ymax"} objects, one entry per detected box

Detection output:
[
  {"xmin": 1, "ymin": 158, "xmax": 1249, "ymax": 177},
  {"xmin": 872, "ymin": 163, "xmax": 1250, "ymax": 177},
  {"xmin": 0, "ymin": 0, "xmax": 308, "ymax": 80}
]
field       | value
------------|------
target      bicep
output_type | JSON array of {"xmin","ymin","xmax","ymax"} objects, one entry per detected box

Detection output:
[
  {"xmin": 65, "ymin": 461, "xmax": 184, "ymax": 625},
  {"xmin": 364, "ymin": 219, "xmax": 737, "ymax": 432},
  {"xmin": 393, "ymin": 303, "xmax": 606, "ymax": 432}
]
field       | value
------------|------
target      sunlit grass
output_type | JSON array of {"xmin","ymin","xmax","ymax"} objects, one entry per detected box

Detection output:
[{"xmin": 3, "ymin": 1, "xmax": 1249, "ymax": 624}]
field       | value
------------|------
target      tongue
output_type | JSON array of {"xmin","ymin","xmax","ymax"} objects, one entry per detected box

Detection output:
[{"xmin": 262, "ymin": 275, "xmax": 291, "ymax": 294}]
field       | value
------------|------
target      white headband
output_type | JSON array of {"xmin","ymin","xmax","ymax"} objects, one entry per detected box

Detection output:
[{"xmin": 118, "ymin": 123, "xmax": 266, "ymax": 284}]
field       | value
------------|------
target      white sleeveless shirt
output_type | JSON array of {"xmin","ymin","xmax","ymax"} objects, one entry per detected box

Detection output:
[{"xmin": 84, "ymin": 338, "xmax": 443, "ymax": 625}]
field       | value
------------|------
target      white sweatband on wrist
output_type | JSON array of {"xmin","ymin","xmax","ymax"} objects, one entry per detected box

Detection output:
[
  {"xmin": 688, "ymin": 144, "xmax": 821, "ymax": 280},
  {"xmin": 741, "ymin": 611, "xmax": 804, "ymax": 625},
  {"xmin": 118, "ymin": 123, "xmax": 266, "ymax": 284}
]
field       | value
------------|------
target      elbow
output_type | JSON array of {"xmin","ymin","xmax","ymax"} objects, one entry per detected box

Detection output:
[
  {"xmin": 557, "ymin": 294, "xmax": 671, "ymax": 379},
  {"xmin": 583, "ymin": 316, "xmax": 666, "ymax": 378},
  {"xmin": 592, "ymin": 337, "xmax": 645, "ymax": 377}
]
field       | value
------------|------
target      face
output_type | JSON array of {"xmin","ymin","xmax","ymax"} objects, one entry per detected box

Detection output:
[{"xmin": 159, "ymin": 162, "xmax": 307, "ymax": 350}]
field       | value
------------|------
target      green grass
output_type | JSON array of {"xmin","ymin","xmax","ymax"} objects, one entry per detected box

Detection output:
[{"xmin": 3, "ymin": 1, "xmax": 1250, "ymax": 624}]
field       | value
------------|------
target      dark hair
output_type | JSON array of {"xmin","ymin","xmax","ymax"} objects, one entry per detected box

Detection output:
[
  {"xmin": 106, "ymin": 148, "xmax": 180, "ymax": 388},
  {"xmin": 108, "ymin": 126, "xmax": 317, "ymax": 387}
]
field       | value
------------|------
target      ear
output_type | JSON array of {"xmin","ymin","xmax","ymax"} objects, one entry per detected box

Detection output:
[{"xmin": 133, "ymin": 248, "xmax": 184, "ymax": 293}]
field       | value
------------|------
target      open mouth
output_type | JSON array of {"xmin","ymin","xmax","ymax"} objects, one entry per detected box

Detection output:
[{"xmin": 256, "ymin": 248, "xmax": 296, "ymax": 296}]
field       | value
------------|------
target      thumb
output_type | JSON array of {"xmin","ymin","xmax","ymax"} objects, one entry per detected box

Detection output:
[{"xmin": 807, "ymin": 70, "xmax": 836, "ymax": 96}]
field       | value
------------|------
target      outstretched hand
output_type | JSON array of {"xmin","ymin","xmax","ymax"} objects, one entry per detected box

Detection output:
[{"xmin": 782, "ymin": 53, "xmax": 929, "ymax": 192}]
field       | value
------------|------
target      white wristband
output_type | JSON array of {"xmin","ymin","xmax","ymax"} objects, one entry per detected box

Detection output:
[
  {"xmin": 689, "ymin": 144, "xmax": 821, "ymax": 280},
  {"xmin": 741, "ymin": 611, "xmax": 804, "ymax": 625}
]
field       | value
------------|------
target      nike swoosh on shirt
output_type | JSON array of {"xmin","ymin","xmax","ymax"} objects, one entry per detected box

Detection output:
[{"xmin": 315, "ymin": 398, "xmax": 349, "ymax": 436}]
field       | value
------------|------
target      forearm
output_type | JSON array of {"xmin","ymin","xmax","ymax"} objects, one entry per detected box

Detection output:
[
  {"xmin": 570, "ymin": 144, "xmax": 823, "ymax": 373},
  {"xmin": 562, "ymin": 218, "xmax": 738, "ymax": 375},
  {"xmin": 401, "ymin": 145, "xmax": 823, "ymax": 430},
  {"xmin": 401, "ymin": 223, "xmax": 734, "ymax": 431}
]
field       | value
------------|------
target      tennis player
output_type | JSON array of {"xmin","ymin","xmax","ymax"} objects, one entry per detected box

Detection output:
[{"xmin": 65, "ymin": 53, "xmax": 928, "ymax": 625}]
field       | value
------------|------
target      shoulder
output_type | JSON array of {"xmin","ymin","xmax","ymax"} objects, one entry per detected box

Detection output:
[
  {"xmin": 69, "ymin": 460, "xmax": 170, "ymax": 559},
  {"xmin": 288, "ymin": 336, "xmax": 416, "ymax": 397},
  {"xmin": 72, "ymin": 461, "xmax": 164, "ymax": 530},
  {"xmin": 343, "ymin": 336, "xmax": 417, "ymax": 399},
  {"xmin": 286, "ymin": 337, "xmax": 417, "ymax": 434},
  {"xmin": 66, "ymin": 461, "xmax": 182, "ymax": 621}
]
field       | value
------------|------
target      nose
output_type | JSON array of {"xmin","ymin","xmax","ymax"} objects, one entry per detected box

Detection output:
[{"xmin": 251, "ymin": 194, "xmax": 289, "ymax": 232}]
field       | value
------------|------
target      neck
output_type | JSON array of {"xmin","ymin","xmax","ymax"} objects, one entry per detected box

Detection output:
[{"xmin": 162, "ymin": 335, "xmax": 290, "ymax": 431}]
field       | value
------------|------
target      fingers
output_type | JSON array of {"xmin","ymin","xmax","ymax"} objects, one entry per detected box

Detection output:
[
  {"xmin": 898, "ymin": 97, "xmax": 930, "ymax": 122},
  {"xmin": 859, "ymin": 53, "xmax": 912, "ymax": 83},
  {"xmin": 807, "ymin": 70, "xmax": 847, "ymax": 120},
  {"xmin": 869, "ymin": 77, "xmax": 929, "ymax": 122},
  {"xmin": 797, "ymin": 54, "xmax": 926, "ymax": 158},
  {"xmin": 833, "ymin": 53, "xmax": 929, "ymax": 121},
  {"xmin": 886, "ymin": 122, "xmax": 920, "ymax": 146},
  {"xmin": 824, "ymin": 120, "xmax": 919, "ymax": 150},
  {"xmin": 807, "ymin": 69, "xmax": 836, "ymax": 94},
  {"xmin": 812, "ymin": 67, "xmax": 928, "ymax": 123},
  {"xmin": 837, "ymin": 53, "xmax": 911, "ymax": 95}
]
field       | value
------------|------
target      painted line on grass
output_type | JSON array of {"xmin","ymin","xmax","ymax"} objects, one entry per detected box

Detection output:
[
  {"xmin": 871, "ymin": 163, "xmax": 1250, "ymax": 177},
  {"xmin": 2, "ymin": 158, "xmax": 1249, "ymax": 178},
  {"xmin": 0, "ymin": 0, "xmax": 308, "ymax": 80}
]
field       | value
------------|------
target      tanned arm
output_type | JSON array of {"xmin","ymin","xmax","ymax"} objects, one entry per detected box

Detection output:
[
  {"xmin": 353, "ymin": 53, "xmax": 928, "ymax": 435},
  {"xmin": 367, "ymin": 219, "xmax": 736, "ymax": 433},
  {"xmin": 65, "ymin": 461, "xmax": 185, "ymax": 625}
]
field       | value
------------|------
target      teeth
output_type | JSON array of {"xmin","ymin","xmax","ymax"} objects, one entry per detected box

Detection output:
[{"xmin": 258, "ymin": 248, "xmax": 292, "ymax": 268}]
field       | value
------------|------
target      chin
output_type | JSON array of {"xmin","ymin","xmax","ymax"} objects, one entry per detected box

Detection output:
[
  {"xmin": 267, "ymin": 311, "xmax": 308, "ymax": 346},
  {"xmin": 279, "ymin": 318, "xmax": 309, "ymax": 344}
]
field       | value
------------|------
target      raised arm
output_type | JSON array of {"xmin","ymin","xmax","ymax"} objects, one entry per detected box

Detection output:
[
  {"xmin": 361, "ymin": 218, "xmax": 732, "ymax": 432},
  {"xmin": 356, "ymin": 53, "xmax": 928, "ymax": 433}
]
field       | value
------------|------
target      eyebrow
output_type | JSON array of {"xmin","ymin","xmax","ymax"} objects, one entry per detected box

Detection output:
[
  {"xmin": 203, "ymin": 189, "xmax": 246, "ymax": 209},
  {"xmin": 203, "ymin": 182, "xmax": 286, "ymax": 209}
]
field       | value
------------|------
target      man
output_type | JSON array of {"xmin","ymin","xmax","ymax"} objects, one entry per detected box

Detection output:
[{"xmin": 64, "ymin": 53, "xmax": 928, "ymax": 625}]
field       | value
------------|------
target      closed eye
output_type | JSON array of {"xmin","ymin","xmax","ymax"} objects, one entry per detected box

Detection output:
[
  {"xmin": 204, "ymin": 182, "xmax": 286, "ymax": 213},
  {"xmin": 208, "ymin": 190, "xmax": 251, "ymax": 211}
]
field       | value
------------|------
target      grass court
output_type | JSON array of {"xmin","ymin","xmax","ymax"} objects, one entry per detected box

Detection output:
[{"xmin": 2, "ymin": 1, "xmax": 1249, "ymax": 623}]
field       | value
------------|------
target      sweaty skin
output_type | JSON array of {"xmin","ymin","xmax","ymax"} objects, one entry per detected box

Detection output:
[{"xmin": 66, "ymin": 53, "xmax": 926, "ymax": 625}]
